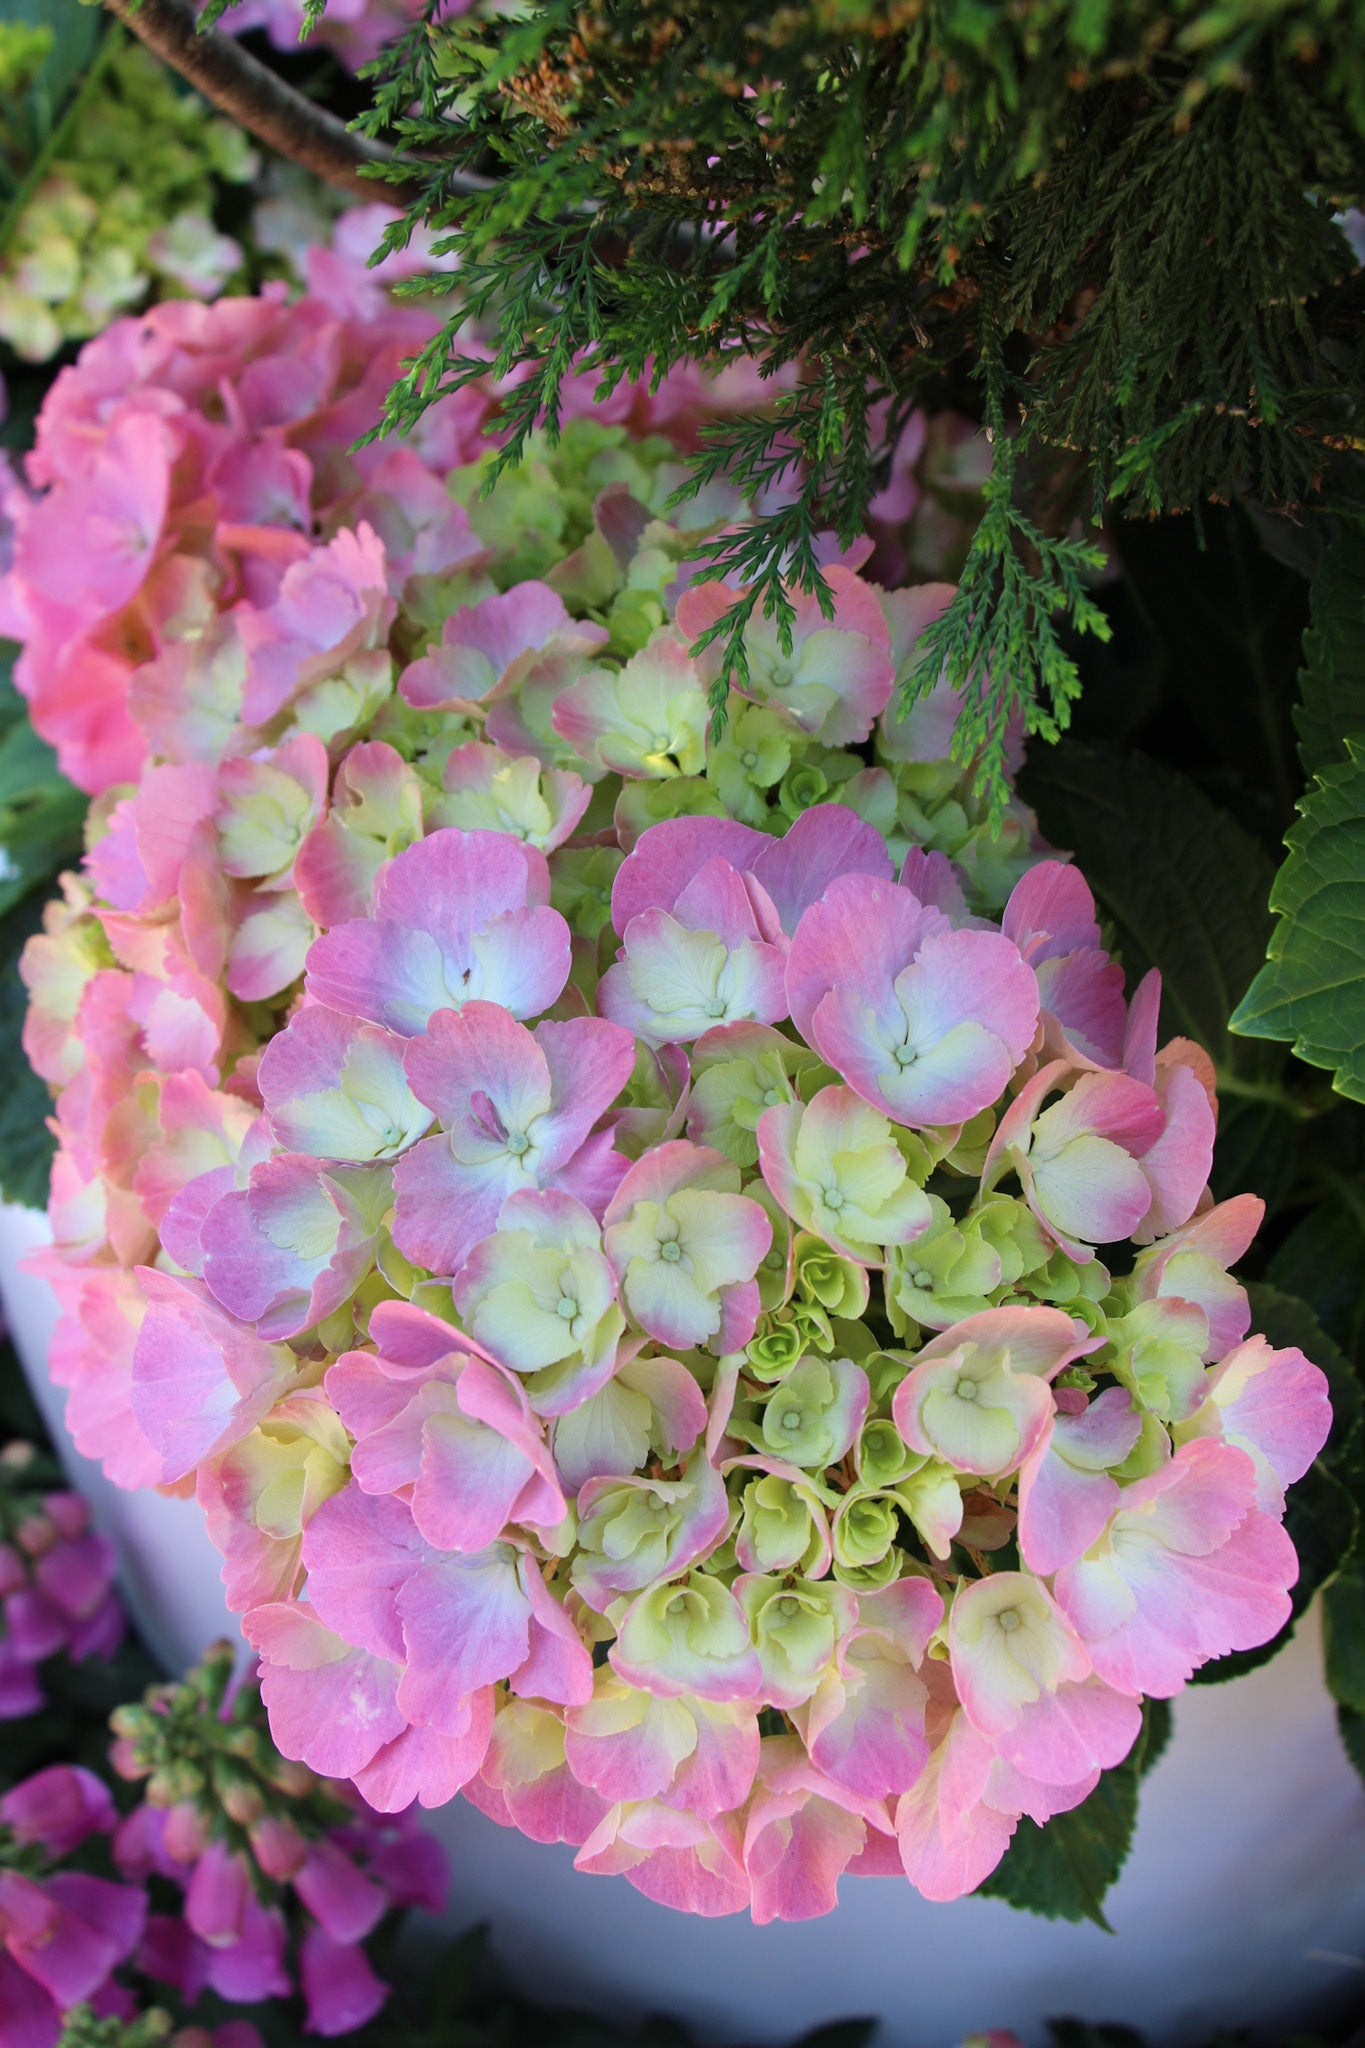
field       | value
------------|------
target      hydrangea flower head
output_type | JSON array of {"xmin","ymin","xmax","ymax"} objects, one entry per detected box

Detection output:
[{"xmin": 14, "ymin": 284, "xmax": 1331, "ymax": 1928}]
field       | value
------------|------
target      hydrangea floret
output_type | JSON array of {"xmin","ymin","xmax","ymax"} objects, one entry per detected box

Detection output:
[{"xmin": 7, "ymin": 278, "xmax": 1331, "ymax": 1922}]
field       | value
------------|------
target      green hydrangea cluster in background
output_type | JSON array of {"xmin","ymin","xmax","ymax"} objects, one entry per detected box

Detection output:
[{"xmin": 0, "ymin": 30, "xmax": 256, "ymax": 363}]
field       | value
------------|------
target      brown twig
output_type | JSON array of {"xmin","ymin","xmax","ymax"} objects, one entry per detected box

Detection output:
[{"xmin": 102, "ymin": 0, "xmax": 423, "ymax": 206}]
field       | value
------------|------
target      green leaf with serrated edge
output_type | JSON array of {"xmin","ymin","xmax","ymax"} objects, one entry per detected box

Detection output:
[
  {"xmin": 1294, "ymin": 521, "xmax": 1365, "ymax": 782},
  {"xmin": 1230, "ymin": 739, "xmax": 1365, "ymax": 1101},
  {"xmin": 975, "ymin": 1699, "xmax": 1166, "ymax": 1927},
  {"xmin": 1324, "ymin": 1567, "xmax": 1365, "ymax": 1715},
  {"xmin": 1019, "ymin": 740, "xmax": 1277, "ymax": 1073},
  {"xmin": 1136, "ymin": 1694, "xmax": 1171, "ymax": 1776},
  {"xmin": 1339, "ymin": 1703, "xmax": 1365, "ymax": 1785},
  {"xmin": 0, "ymin": 891, "xmax": 54, "ymax": 1209}
]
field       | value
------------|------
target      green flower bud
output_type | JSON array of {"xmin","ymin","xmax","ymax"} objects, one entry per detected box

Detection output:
[
  {"xmin": 941, "ymin": 1107, "xmax": 997, "ymax": 1176},
  {"xmin": 606, "ymin": 586, "xmax": 668, "ymax": 659},
  {"xmin": 1104, "ymin": 1300, "xmax": 1209, "ymax": 1424},
  {"xmin": 450, "ymin": 442, "xmax": 571, "ymax": 588},
  {"xmin": 745, "ymin": 1312, "xmax": 806, "ymax": 1383},
  {"xmin": 706, "ymin": 703, "xmax": 794, "ymax": 823},
  {"xmin": 856, "ymin": 1417, "xmax": 924, "ymax": 1490},
  {"xmin": 895, "ymin": 1461, "xmax": 963, "ymax": 1562},
  {"xmin": 833, "ymin": 1544, "xmax": 906, "ymax": 1592},
  {"xmin": 550, "ymin": 846, "xmax": 624, "ymax": 944},
  {"xmin": 213, "ymin": 1759, "xmax": 265, "ymax": 1827},
  {"xmin": 614, "ymin": 775, "xmax": 726, "ymax": 847},
  {"xmin": 794, "ymin": 1235, "xmax": 870, "ymax": 1319},
  {"xmin": 688, "ymin": 1034, "xmax": 826, "ymax": 1171},
  {"xmin": 864, "ymin": 1347, "xmax": 915, "ymax": 1409},
  {"xmin": 777, "ymin": 760, "xmax": 831, "ymax": 819},
  {"xmin": 146, "ymin": 1763, "xmax": 204, "ymax": 1809},
  {"xmin": 735, "ymin": 1471, "xmax": 829, "ymax": 1576},
  {"xmin": 831, "ymin": 1488, "xmax": 900, "ymax": 1572},
  {"xmin": 752, "ymin": 1355, "xmax": 864, "ymax": 1469}
]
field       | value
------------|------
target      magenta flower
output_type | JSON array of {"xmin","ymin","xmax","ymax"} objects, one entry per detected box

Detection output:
[
  {"xmin": 742, "ymin": 1739, "xmax": 887, "ymax": 1926},
  {"xmin": 796, "ymin": 1578, "xmax": 943, "ymax": 1800},
  {"xmin": 1016, "ymin": 1387, "xmax": 1143, "ymax": 1577},
  {"xmin": 1053, "ymin": 1439, "xmax": 1300, "ymax": 1696},
  {"xmin": 299, "ymin": 1924, "xmax": 388, "ymax": 2037},
  {"xmin": 983, "ymin": 1059, "xmax": 1166, "ymax": 1256},
  {"xmin": 305, "ymin": 828, "xmax": 571, "ymax": 1036},
  {"xmin": 236, "ymin": 523, "xmax": 394, "ymax": 729},
  {"xmin": 1126, "ymin": 1193, "xmax": 1264, "ymax": 1359},
  {"xmin": 197, "ymin": 1153, "xmax": 394, "ymax": 1340},
  {"xmin": 676, "ymin": 566, "xmax": 895, "ymax": 747},
  {"xmin": 0, "ymin": 1768, "xmax": 114, "ymax": 1859},
  {"xmin": 1176, "ymin": 1336, "xmax": 1331, "ymax": 1514},
  {"xmin": 948, "ymin": 1571, "xmax": 1142, "ymax": 1787},
  {"xmin": 246, "ymin": 1602, "xmax": 409, "ymax": 1783},
  {"xmin": 294, "ymin": 740, "xmax": 425, "ymax": 928},
  {"xmin": 393, "ymin": 1002, "xmax": 635, "ymax": 1276},
  {"xmin": 610, "ymin": 1575, "xmax": 764, "ymax": 1703},
  {"xmin": 429, "ymin": 742, "xmax": 593, "ymax": 854},
  {"xmin": 599, "ymin": 855, "xmax": 790, "ymax": 1046},
  {"xmin": 131, "ymin": 1268, "xmax": 299, "ymax": 1481},
  {"xmin": 451, "ymin": 1189, "xmax": 626, "ymax": 1414},
  {"xmin": 257, "ymin": 1005, "xmax": 432, "ymax": 1163},
  {"xmin": 0, "ymin": 1492, "xmax": 122, "ymax": 1717},
  {"xmin": 565, "ymin": 1677, "xmax": 759, "ymax": 1817},
  {"xmin": 609, "ymin": 806, "xmax": 892, "ymax": 939},
  {"xmin": 329, "ymin": 1336, "xmax": 567, "ymax": 1548},
  {"xmin": 400, "ymin": 581, "xmax": 608, "ymax": 714},
  {"xmin": 602, "ymin": 1140, "xmax": 772, "ymax": 1352},
  {"xmin": 0, "ymin": 1764, "xmax": 144, "ymax": 2046},
  {"xmin": 894, "ymin": 1687, "xmax": 1099, "ymax": 1903},
  {"xmin": 573, "ymin": 1455, "xmax": 731, "ymax": 1612},
  {"xmin": 1002, "ymin": 860, "xmax": 1129, "ymax": 1069},
  {"xmin": 787, "ymin": 873, "xmax": 1039, "ymax": 1127},
  {"xmin": 892, "ymin": 1305, "xmax": 1094, "ymax": 1481}
]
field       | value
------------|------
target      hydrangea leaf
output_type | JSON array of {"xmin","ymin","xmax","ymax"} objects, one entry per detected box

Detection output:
[
  {"xmin": 1230, "ymin": 740, "xmax": 1365, "ymax": 1101},
  {"xmin": 1324, "ymin": 1565, "xmax": 1365, "ymax": 1718},
  {"xmin": 974, "ymin": 1699, "xmax": 1170, "ymax": 1930}
]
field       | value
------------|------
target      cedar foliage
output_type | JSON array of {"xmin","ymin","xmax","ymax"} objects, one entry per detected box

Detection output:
[{"xmin": 258, "ymin": 0, "xmax": 1365, "ymax": 794}]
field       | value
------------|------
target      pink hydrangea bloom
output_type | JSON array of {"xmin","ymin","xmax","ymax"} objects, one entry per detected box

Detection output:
[
  {"xmin": 13, "ymin": 267, "xmax": 1328, "ymax": 1922},
  {"xmin": 787, "ymin": 873, "xmax": 1039, "ymax": 1126}
]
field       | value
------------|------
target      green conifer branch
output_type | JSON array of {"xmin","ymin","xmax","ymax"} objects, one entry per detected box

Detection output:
[{"xmin": 206, "ymin": 0, "xmax": 1365, "ymax": 800}]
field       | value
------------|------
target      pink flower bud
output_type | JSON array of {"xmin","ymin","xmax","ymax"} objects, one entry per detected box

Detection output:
[
  {"xmin": 185, "ymin": 1842, "xmax": 251, "ymax": 1948},
  {"xmin": 0, "ymin": 1764, "xmax": 115, "ymax": 1856},
  {"xmin": 0, "ymin": 1544, "xmax": 28, "ymax": 1597},
  {"xmin": 249, "ymin": 1813, "xmax": 307, "ymax": 1881},
  {"xmin": 163, "ymin": 1800, "xmax": 211, "ymax": 1864},
  {"xmin": 43, "ymin": 1493, "xmax": 89, "ymax": 1541}
]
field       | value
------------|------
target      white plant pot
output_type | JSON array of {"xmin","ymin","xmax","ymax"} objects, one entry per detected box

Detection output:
[{"xmin": 2, "ymin": 1200, "xmax": 1363, "ymax": 2046}]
